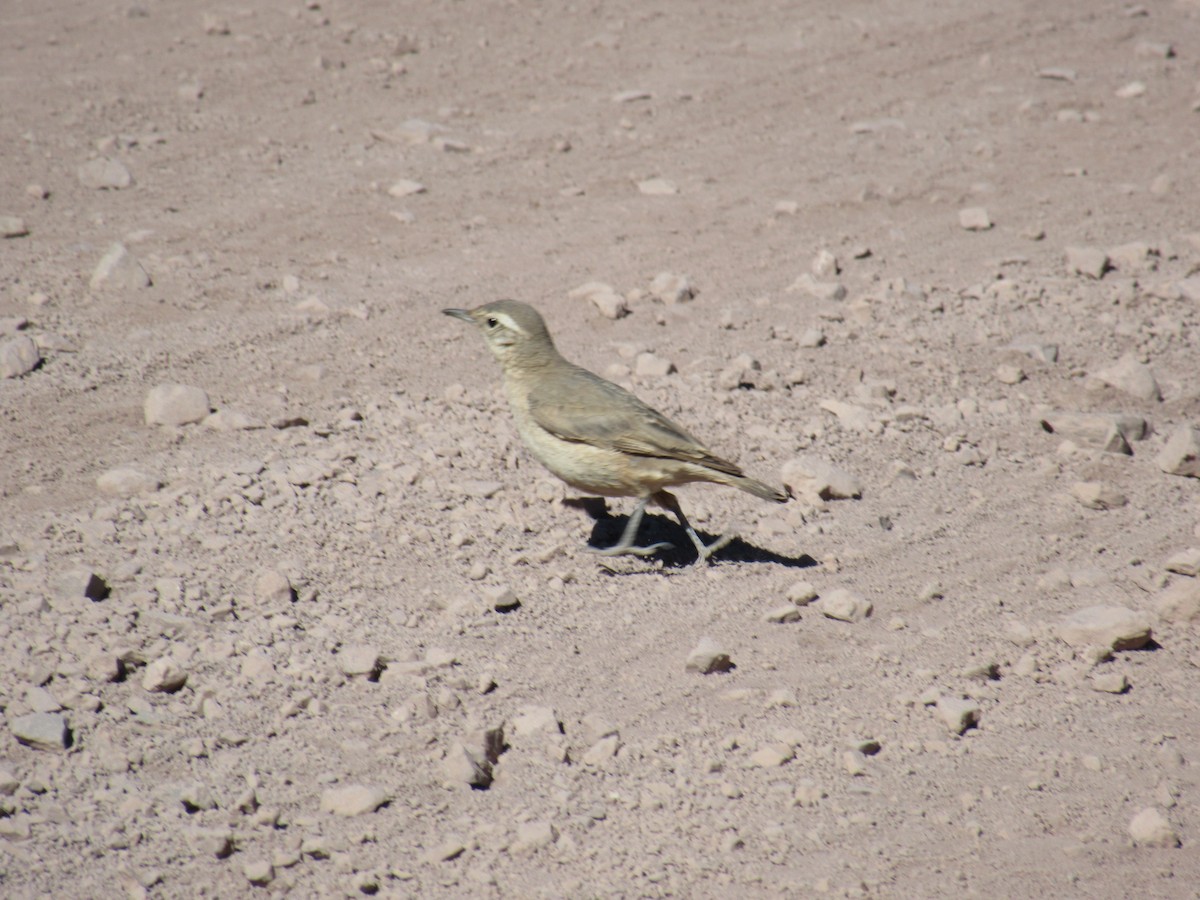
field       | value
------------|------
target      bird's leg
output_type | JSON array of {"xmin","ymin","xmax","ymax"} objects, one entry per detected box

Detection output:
[
  {"xmin": 653, "ymin": 490, "xmax": 735, "ymax": 564},
  {"xmin": 589, "ymin": 496, "xmax": 674, "ymax": 557}
]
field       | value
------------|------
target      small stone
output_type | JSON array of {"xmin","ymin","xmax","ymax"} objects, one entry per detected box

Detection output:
[
  {"xmin": 637, "ymin": 178, "xmax": 677, "ymax": 196},
  {"xmin": 0, "ymin": 216, "xmax": 29, "ymax": 238},
  {"xmin": 203, "ymin": 409, "xmax": 260, "ymax": 431},
  {"xmin": 815, "ymin": 588, "xmax": 872, "ymax": 623},
  {"xmin": 1065, "ymin": 246, "xmax": 1109, "ymax": 279},
  {"xmin": 1165, "ymin": 548, "xmax": 1200, "ymax": 577},
  {"xmin": 443, "ymin": 742, "xmax": 494, "ymax": 789},
  {"xmin": 511, "ymin": 706, "xmax": 562, "ymax": 737},
  {"xmin": 763, "ymin": 604, "xmax": 802, "ymax": 624},
  {"xmin": 144, "ymin": 383, "xmax": 209, "ymax": 426},
  {"xmin": 78, "ymin": 157, "xmax": 133, "ymax": 189},
  {"xmin": 1115, "ymin": 80, "xmax": 1147, "ymax": 99},
  {"xmin": 320, "ymin": 785, "xmax": 389, "ymax": 817},
  {"xmin": 612, "ymin": 89, "xmax": 652, "ymax": 103},
  {"xmin": 797, "ymin": 328, "xmax": 826, "ymax": 348},
  {"xmin": 994, "ymin": 364, "xmax": 1024, "ymax": 385},
  {"xmin": 1156, "ymin": 426, "xmax": 1200, "ymax": 478},
  {"xmin": 1092, "ymin": 354, "xmax": 1161, "ymax": 401},
  {"xmin": 634, "ymin": 352, "xmax": 675, "ymax": 377},
  {"xmin": 96, "ymin": 467, "xmax": 160, "ymax": 497},
  {"xmin": 1129, "ymin": 808, "xmax": 1180, "ymax": 848},
  {"xmin": 1154, "ymin": 580, "xmax": 1200, "ymax": 623},
  {"xmin": 1135, "ymin": 40, "xmax": 1173, "ymax": 59},
  {"xmin": 842, "ymin": 750, "xmax": 868, "ymax": 776},
  {"xmin": 56, "ymin": 569, "xmax": 110, "ymax": 602},
  {"xmin": 143, "ymin": 658, "xmax": 187, "ymax": 693},
  {"xmin": 648, "ymin": 272, "xmax": 694, "ymax": 305},
  {"xmin": 959, "ymin": 207, "xmax": 992, "ymax": 231},
  {"xmin": 793, "ymin": 780, "xmax": 824, "ymax": 806},
  {"xmin": 481, "ymin": 585, "xmax": 520, "ymax": 612},
  {"xmin": 0, "ymin": 336, "xmax": 40, "ymax": 378},
  {"xmin": 1071, "ymin": 481, "xmax": 1128, "ymax": 510},
  {"xmin": 811, "ymin": 249, "xmax": 839, "ymax": 278},
  {"xmin": 89, "ymin": 243, "xmax": 151, "ymax": 291},
  {"xmin": 253, "ymin": 570, "xmax": 295, "ymax": 604},
  {"xmin": 1038, "ymin": 67, "xmax": 1076, "ymax": 81},
  {"xmin": 781, "ymin": 457, "xmax": 862, "ymax": 501},
  {"xmin": 582, "ymin": 735, "xmax": 621, "ymax": 767},
  {"xmin": 179, "ymin": 783, "xmax": 218, "ymax": 812},
  {"xmin": 1057, "ymin": 605, "xmax": 1152, "ymax": 651},
  {"xmin": 936, "ymin": 697, "xmax": 981, "ymax": 735},
  {"xmin": 786, "ymin": 273, "xmax": 847, "ymax": 301},
  {"xmin": 338, "ymin": 645, "xmax": 382, "ymax": 678},
  {"xmin": 750, "ymin": 743, "xmax": 794, "ymax": 768},
  {"xmin": 786, "ymin": 581, "xmax": 817, "ymax": 605},
  {"xmin": 387, "ymin": 179, "xmax": 426, "ymax": 198},
  {"xmin": 1090, "ymin": 671, "xmax": 1129, "ymax": 694},
  {"xmin": 567, "ymin": 282, "xmax": 629, "ymax": 320},
  {"xmin": 1039, "ymin": 411, "xmax": 1140, "ymax": 455},
  {"xmin": 10, "ymin": 713, "xmax": 69, "ymax": 750},
  {"xmin": 243, "ymin": 860, "xmax": 274, "ymax": 885},
  {"xmin": 686, "ymin": 637, "xmax": 734, "ymax": 674},
  {"xmin": 513, "ymin": 821, "xmax": 558, "ymax": 853}
]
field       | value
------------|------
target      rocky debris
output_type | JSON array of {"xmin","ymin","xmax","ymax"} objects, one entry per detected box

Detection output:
[
  {"xmin": 89, "ymin": 243, "xmax": 152, "ymax": 290},
  {"xmin": 1090, "ymin": 671, "xmax": 1129, "ymax": 694},
  {"xmin": 1038, "ymin": 66, "xmax": 1076, "ymax": 81},
  {"xmin": 637, "ymin": 177, "xmax": 677, "ymax": 196},
  {"xmin": 786, "ymin": 581, "xmax": 818, "ymax": 605},
  {"xmin": 763, "ymin": 604, "xmax": 802, "ymax": 624},
  {"xmin": 0, "ymin": 335, "xmax": 40, "ymax": 378},
  {"xmin": 387, "ymin": 179, "xmax": 426, "ymax": 197},
  {"xmin": 179, "ymin": 783, "xmax": 218, "ymax": 813},
  {"xmin": 0, "ymin": 215, "xmax": 29, "ymax": 238},
  {"xmin": 1039, "ymin": 411, "xmax": 1145, "ymax": 455},
  {"xmin": 143, "ymin": 657, "xmax": 188, "ymax": 693},
  {"xmin": 1115, "ymin": 80, "xmax": 1146, "ymax": 99},
  {"xmin": 10, "ymin": 713, "xmax": 70, "ymax": 750},
  {"xmin": 634, "ymin": 352, "xmax": 675, "ymax": 377},
  {"xmin": 56, "ymin": 569, "xmax": 110, "ymax": 602},
  {"xmin": 1154, "ymin": 579, "xmax": 1200, "ymax": 623},
  {"xmin": 582, "ymin": 734, "xmax": 621, "ymax": 766},
  {"xmin": 1008, "ymin": 337, "xmax": 1058, "ymax": 363},
  {"xmin": 320, "ymin": 785, "xmax": 389, "ymax": 817},
  {"xmin": 338, "ymin": 645, "xmax": 382, "ymax": 679},
  {"xmin": 567, "ymin": 281, "xmax": 629, "ymax": 319},
  {"xmin": 242, "ymin": 860, "xmax": 274, "ymax": 886},
  {"xmin": 1156, "ymin": 426, "xmax": 1200, "ymax": 478},
  {"xmin": 254, "ymin": 570, "xmax": 295, "ymax": 604},
  {"xmin": 1065, "ymin": 246, "xmax": 1109, "ymax": 279},
  {"xmin": 750, "ymin": 743, "xmax": 795, "ymax": 768},
  {"xmin": 511, "ymin": 706, "xmax": 562, "ymax": 737},
  {"xmin": 96, "ymin": 467, "xmax": 160, "ymax": 497},
  {"xmin": 811, "ymin": 249, "xmax": 839, "ymax": 278},
  {"xmin": 1165, "ymin": 548, "xmax": 1200, "ymax": 577},
  {"xmin": 1128, "ymin": 808, "xmax": 1180, "ymax": 848},
  {"xmin": 995, "ymin": 364, "xmax": 1025, "ymax": 385},
  {"xmin": 787, "ymin": 273, "xmax": 847, "ymax": 301},
  {"xmin": 144, "ymin": 384, "xmax": 210, "ymax": 426},
  {"xmin": 686, "ymin": 637, "xmax": 734, "ymax": 674},
  {"xmin": 77, "ymin": 157, "xmax": 132, "ymax": 189},
  {"xmin": 958, "ymin": 207, "xmax": 992, "ymax": 230},
  {"xmin": 481, "ymin": 585, "xmax": 521, "ymax": 612},
  {"xmin": 781, "ymin": 457, "xmax": 862, "ymax": 501},
  {"xmin": 936, "ymin": 697, "xmax": 980, "ymax": 735},
  {"xmin": 1071, "ymin": 481, "xmax": 1128, "ymax": 510},
  {"xmin": 512, "ymin": 821, "xmax": 558, "ymax": 853},
  {"xmin": 1091, "ymin": 354, "xmax": 1161, "ymax": 401},
  {"xmin": 444, "ymin": 725, "xmax": 505, "ymax": 788},
  {"xmin": 647, "ymin": 272, "xmax": 694, "ymax": 305},
  {"xmin": 816, "ymin": 589, "xmax": 872, "ymax": 623},
  {"xmin": 1057, "ymin": 606, "xmax": 1152, "ymax": 651}
]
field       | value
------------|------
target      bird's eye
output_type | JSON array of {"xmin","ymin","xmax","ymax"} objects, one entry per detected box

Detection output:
[{"xmin": 485, "ymin": 317, "xmax": 499, "ymax": 328}]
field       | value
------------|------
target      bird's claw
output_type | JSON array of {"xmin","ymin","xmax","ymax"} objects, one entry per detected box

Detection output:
[{"xmin": 589, "ymin": 540, "xmax": 674, "ymax": 558}]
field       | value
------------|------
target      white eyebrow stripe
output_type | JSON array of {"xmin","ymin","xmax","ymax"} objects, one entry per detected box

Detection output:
[{"xmin": 491, "ymin": 312, "xmax": 525, "ymax": 334}]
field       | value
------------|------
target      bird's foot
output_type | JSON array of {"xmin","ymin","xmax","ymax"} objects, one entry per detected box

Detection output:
[
  {"xmin": 589, "ymin": 540, "xmax": 674, "ymax": 558},
  {"xmin": 688, "ymin": 529, "xmax": 736, "ymax": 564}
]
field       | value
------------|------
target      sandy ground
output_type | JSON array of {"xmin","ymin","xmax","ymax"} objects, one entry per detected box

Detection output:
[{"xmin": 2, "ymin": 0, "xmax": 1200, "ymax": 896}]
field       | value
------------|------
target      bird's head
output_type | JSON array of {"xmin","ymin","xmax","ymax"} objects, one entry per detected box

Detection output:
[{"xmin": 442, "ymin": 300, "xmax": 560, "ymax": 370}]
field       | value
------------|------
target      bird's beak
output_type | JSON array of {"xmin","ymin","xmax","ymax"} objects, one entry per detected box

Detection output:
[{"xmin": 442, "ymin": 308, "xmax": 474, "ymax": 323}]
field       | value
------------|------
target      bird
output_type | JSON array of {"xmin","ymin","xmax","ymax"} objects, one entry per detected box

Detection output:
[{"xmin": 442, "ymin": 300, "xmax": 788, "ymax": 563}]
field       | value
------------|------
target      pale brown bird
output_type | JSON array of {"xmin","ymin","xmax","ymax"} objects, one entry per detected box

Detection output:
[{"xmin": 443, "ymin": 300, "xmax": 787, "ymax": 563}]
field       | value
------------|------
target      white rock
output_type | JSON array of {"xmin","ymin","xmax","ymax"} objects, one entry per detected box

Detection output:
[
  {"xmin": 750, "ymin": 743, "xmax": 794, "ymax": 768},
  {"xmin": 637, "ymin": 178, "xmax": 677, "ymax": 196},
  {"xmin": 685, "ymin": 637, "xmax": 733, "ymax": 674},
  {"xmin": 513, "ymin": 821, "xmax": 558, "ymax": 853},
  {"xmin": 0, "ymin": 335, "xmax": 40, "ymax": 378},
  {"xmin": 786, "ymin": 581, "xmax": 817, "ymax": 605},
  {"xmin": 648, "ymin": 271, "xmax": 693, "ymax": 305},
  {"xmin": 144, "ymin": 383, "xmax": 210, "ymax": 426},
  {"xmin": 96, "ymin": 467, "xmax": 160, "ymax": 497},
  {"xmin": 443, "ymin": 742, "xmax": 494, "ymax": 789},
  {"xmin": 1154, "ymin": 580, "xmax": 1200, "ymax": 623},
  {"xmin": 634, "ymin": 352, "xmax": 675, "ymax": 377},
  {"xmin": 781, "ymin": 457, "xmax": 862, "ymax": 500},
  {"xmin": 243, "ymin": 860, "xmax": 274, "ymax": 885},
  {"xmin": 582, "ymin": 735, "xmax": 621, "ymax": 767},
  {"xmin": 811, "ymin": 249, "xmax": 839, "ymax": 278},
  {"xmin": 797, "ymin": 328, "xmax": 826, "ymax": 348},
  {"xmin": 764, "ymin": 604, "xmax": 802, "ymax": 624},
  {"xmin": 1115, "ymin": 80, "xmax": 1147, "ymax": 99},
  {"xmin": 511, "ymin": 706, "xmax": 562, "ymax": 737},
  {"xmin": 10, "ymin": 713, "xmax": 69, "ymax": 750},
  {"xmin": 143, "ymin": 658, "xmax": 188, "ymax": 693},
  {"xmin": 786, "ymin": 273, "xmax": 846, "ymax": 301},
  {"xmin": 78, "ymin": 157, "xmax": 132, "ymax": 189},
  {"xmin": 179, "ymin": 783, "xmax": 218, "ymax": 812},
  {"xmin": 89, "ymin": 242, "xmax": 151, "ymax": 291},
  {"xmin": 1038, "ymin": 411, "xmax": 1139, "ymax": 455},
  {"xmin": 320, "ymin": 785, "xmax": 389, "ymax": 816},
  {"xmin": 818, "ymin": 399, "xmax": 874, "ymax": 431},
  {"xmin": 959, "ymin": 207, "xmax": 992, "ymax": 230},
  {"xmin": 1129, "ymin": 808, "xmax": 1179, "ymax": 847},
  {"xmin": 567, "ymin": 281, "xmax": 628, "ymax": 319},
  {"xmin": 338, "ymin": 645, "xmax": 381, "ymax": 678},
  {"xmin": 387, "ymin": 179, "xmax": 426, "ymax": 197},
  {"xmin": 1165, "ymin": 548, "xmax": 1200, "ymax": 577},
  {"xmin": 1156, "ymin": 426, "xmax": 1200, "ymax": 478},
  {"xmin": 1092, "ymin": 354, "xmax": 1161, "ymax": 401},
  {"xmin": 1057, "ymin": 605, "xmax": 1152, "ymax": 651},
  {"xmin": 1070, "ymin": 481, "xmax": 1128, "ymax": 510},
  {"xmin": 204, "ymin": 409, "xmax": 261, "ymax": 431},
  {"xmin": 936, "ymin": 697, "xmax": 980, "ymax": 735},
  {"xmin": 816, "ymin": 589, "xmax": 872, "ymax": 623},
  {"xmin": 1090, "ymin": 671, "xmax": 1129, "ymax": 694},
  {"xmin": 0, "ymin": 215, "xmax": 29, "ymax": 238},
  {"xmin": 1065, "ymin": 246, "xmax": 1109, "ymax": 279},
  {"xmin": 254, "ymin": 570, "xmax": 294, "ymax": 604}
]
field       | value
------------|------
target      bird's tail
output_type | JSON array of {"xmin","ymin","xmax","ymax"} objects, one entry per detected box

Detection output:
[{"xmin": 729, "ymin": 473, "xmax": 789, "ymax": 503}]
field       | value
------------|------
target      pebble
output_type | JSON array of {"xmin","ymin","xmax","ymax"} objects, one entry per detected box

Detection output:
[
  {"xmin": 763, "ymin": 604, "xmax": 802, "ymax": 624},
  {"xmin": 1090, "ymin": 671, "xmax": 1129, "ymax": 694},
  {"xmin": 243, "ymin": 860, "xmax": 274, "ymax": 886},
  {"xmin": 781, "ymin": 457, "xmax": 862, "ymax": 500},
  {"xmin": 1135, "ymin": 40, "xmax": 1173, "ymax": 58},
  {"xmin": 1165, "ymin": 548, "xmax": 1200, "ymax": 577},
  {"xmin": 612, "ymin": 89, "xmax": 652, "ymax": 103},
  {"xmin": 254, "ymin": 570, "xmax": 295, "ymax": 604},
  {"xmin": 1128, "ymin": 808, "xmax": 1180, "ymax": 847},
  {"xmin": 0, "ymin": 216, "xmax": 29, "ymax": 238},
  {"xmin": 648, "ymin": 272, "xmax": 694, "ymax": 305},
  {"xmin": 567, "ymin": 281, "xmax": 628, "ymax": 319},
  {"xmin": 179, "ymin": 783, "xmax": 217, "ymax": 812},
  {"xmin": 750, "ymin": 743, "xmax": 794, "ymax": 768},
  {"xmin": 811, "ymin": 249, "xmax": 839, "ymax": 278},
  {"xmin": 443, "ymin": 742, "xmax": 494, "ymax": 789},
  {"xmin": 1038, "ymin": 67, "xmax": 1076, "ymax": 81},
  {"xmin": 686, "ymin": 637, "xmax": 734, "ymax": 674},
  {"xmin": 634, "ymin": 352, "xmax": 675, "ymax": 377},
  {"xmin": 10, "ymin": 713, "xmax": 69, "ymax": 750},
  {"xmin": 1056, "ymin": 605, "xmax": 1152, "ymax": 651},
  {"xmin": 77, "ymin": 157, "xmax": 133, "ymax": 189},
  {"xmin": 96, "ymin": 467, "xmax": 160, "ymax": 497},
  {"xmin": 143, "ymin": 657, "xmax": 188, "ymax": 693},
  {"xmin": 513, "ymin": 821, "xmax": 558, "ymax": 853},
  {"xmin": 582, "ymin": 735, "xmax": 621, "ymax": 766},
  {"xmin": 994, "ymin": 364, "xmax": 1024, "ymax": 385},
  {"xmin": 637, "ymin": 178, "xmax": 677, "ymax": 196},
  {"xmin": 320, "ymin": 785, "xmax": 389, "ymax": 817},
  {"xmin": 0, "ymin": 335, "xmax": 40, "ymax": 378},
  {"xmin": 958, "ymin": 207, "xmax": 992, "ymax": 231},
  {"xmin": 387, "ymin": 179, "xmax": 426, "ymax": 198},
  {"xmin": 1115, "ymin": 81, "xmax": 1147, "ymax": 99},
  {"xmin": 1156, "ymin": 426, "xmax": 1200, "ymax": 478},
  {"xmin": 786, "ymin": 273, "xmax": 847, "ymax": 301},
  {"xmin": 1154, "ymin": 579, "xmax": 1200, "ymax": 623},
  {"xmin": 1038, "ymin": 411, "xmax": 1140, "ymax": 455},
  {"xmin": 338, "ymin": 645, "xmax": 381, "ymax": 678},
  {"xmin": 1070, "ymin": 481, "xmax": 1127, "ymax": 510},
  {"xmin": 511, "ymin": 706, "xmax": 562, "ymax": 737},
  {"xmin": 56, "ymin": 568, "xmax": 110, "ymax": 601},
  {"xmin": 797, "ymin": 328, "xmax": 826, "ymax": 348},
  {"xmin": 482, "ymin": 585, "xmax": 521, "ymax": 612},
  {"xmin": 935, "ymin": 697, "xmax": 980, "ymax": 735},
  {"xmin": 1065, "ymin": 246, "xmax": 1109, "ymax": 279},
  {"xmin": 90, "ymin": 243, "xmax": 151, "ymax": 290},
  {"xmin": 144, "ymin": 383, "xmax": 210, "ymax": 426},
  {"xmin": 815, "ymin": 589, "xmax": 871, "ymax": 623},
  {"xmin": 786, "ymin": 581, "xmax": 817, "ymax": 605},
  {"xmin": 842, "ymin": 750, "xmax": 868, "ymax": 776},
  {"xmin": 1092, "ymin": 353, "xmax": 1161, "ymax": 401}
]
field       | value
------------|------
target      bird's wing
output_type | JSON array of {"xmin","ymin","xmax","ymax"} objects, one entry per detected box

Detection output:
[{"xmin": 527, "ymin": 365, "xmax": 745, "ymax": 477}]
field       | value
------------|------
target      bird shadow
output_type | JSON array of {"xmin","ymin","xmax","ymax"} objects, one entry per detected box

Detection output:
[{"xmin": 566, "ymin": 497, "xmax": 817, "ymax": 570}]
